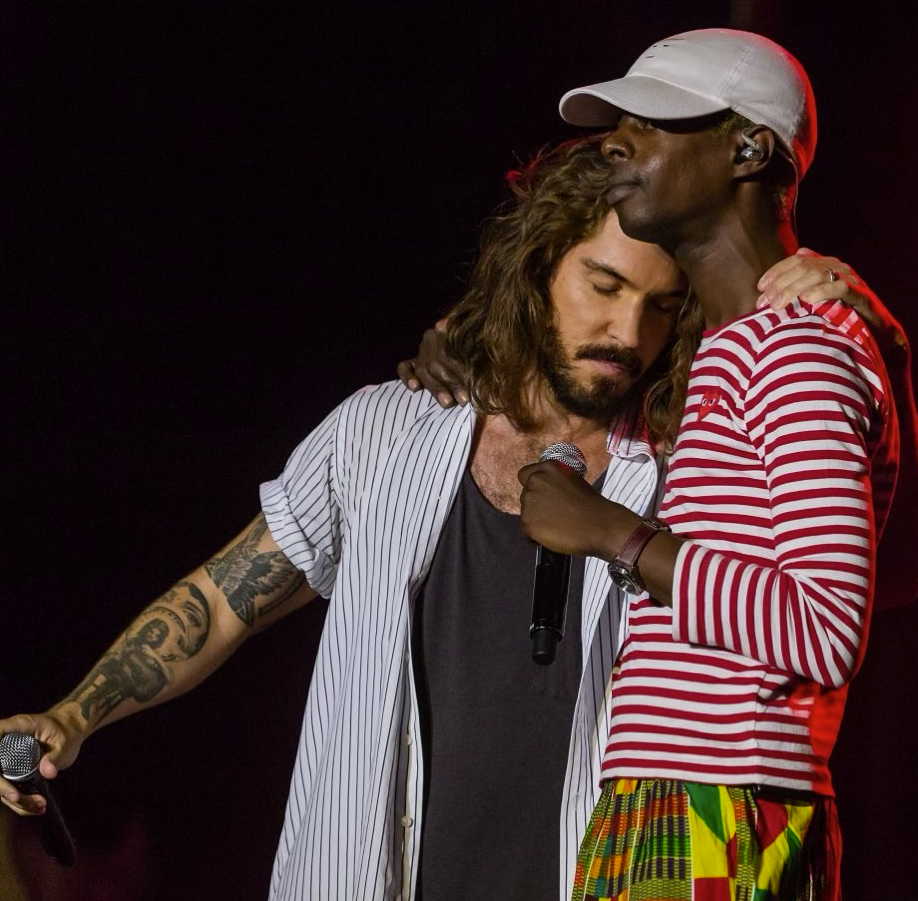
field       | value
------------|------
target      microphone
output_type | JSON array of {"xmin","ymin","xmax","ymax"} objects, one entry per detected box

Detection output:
[
  {"xmin": 1, "ymin": 732, "xmax": 77, "ymax": 867},
  {"xmin": 529, "ymin": 442, "xmax": 587, "ymax": 665}
]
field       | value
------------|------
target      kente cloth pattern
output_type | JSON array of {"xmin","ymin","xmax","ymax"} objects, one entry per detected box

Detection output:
[{"xmin": 572, "ymin": 778, "xmax": 839, "ymax": 901}]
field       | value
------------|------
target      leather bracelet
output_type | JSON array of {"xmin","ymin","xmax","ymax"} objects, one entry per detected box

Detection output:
[
  {"xmin": 607, "ymin": 517, "xmax": 670, "ymax": 594},
  {"xmin": 617, "ymin": 517, "xmax": 670, "ymax": 567}
]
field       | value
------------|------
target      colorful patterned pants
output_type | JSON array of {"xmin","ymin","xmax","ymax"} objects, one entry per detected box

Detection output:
[{"xmin": 572, "ymin": 779, "xmax": 840, "ymax": 901}]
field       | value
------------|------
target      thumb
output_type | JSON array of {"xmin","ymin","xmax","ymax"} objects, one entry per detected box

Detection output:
[{"xmin": 518, "ymin": 461, "xmax": 542, "ymax": 486}]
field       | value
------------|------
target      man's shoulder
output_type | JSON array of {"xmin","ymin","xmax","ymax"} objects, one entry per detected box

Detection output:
[
  {"xmin": 721, "ymin": 300, "xmax": 882, "ymax": 369},
  {"xmin": 329, "ymin": 380, "xmax": 473, "ymax": 467},
  {"xmin": 722, "ymin": 302, "xmax": 890, "ymax": 412},
  {"xmin": 750, "ymin": 298, "xmax": 873, "ymax": 347},
  {"xmin": 337, "ymin": 379, "xmax": 437, "ymax": 422}
]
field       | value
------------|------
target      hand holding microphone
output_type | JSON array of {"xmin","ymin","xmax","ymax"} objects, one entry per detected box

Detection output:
[
  {"xmin": 522, "ymin": 443, "xmax": 589, "ymax": 665},
  {"xmin": 1, "ymin": 731, "xmax": 77, "ymax": 866}
]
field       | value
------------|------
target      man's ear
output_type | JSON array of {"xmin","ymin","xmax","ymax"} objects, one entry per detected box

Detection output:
[{"xmin": 732, "ymin": 126, "xmax": 776, "ymax": 173}]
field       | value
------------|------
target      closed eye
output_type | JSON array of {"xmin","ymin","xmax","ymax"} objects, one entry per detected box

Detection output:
[{"xmin": 650, "ymin": 295, "xmax": 685, "ymax": 315}]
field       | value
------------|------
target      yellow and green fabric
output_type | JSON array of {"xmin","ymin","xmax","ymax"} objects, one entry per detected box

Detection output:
[{"xmin": 572, "ymin": 778, "xmax": 838, "ymax": 901}]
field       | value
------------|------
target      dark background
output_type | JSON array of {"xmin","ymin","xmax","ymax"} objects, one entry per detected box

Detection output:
[{"xmin": 2, "ymin": 1, "xmax": 916, "ymax": 898}]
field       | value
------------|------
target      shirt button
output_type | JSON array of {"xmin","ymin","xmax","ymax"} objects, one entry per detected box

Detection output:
[
  {"xmin": 401, "ymin": 816, "xmax": 414, "ymax": 828},
  {"xmin": 404, "ymin": 733, "xmax": 413, "ymax": 746}
]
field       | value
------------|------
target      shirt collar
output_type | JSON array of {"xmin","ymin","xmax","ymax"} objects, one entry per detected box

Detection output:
[{"xmin": 607, "ymin": 403, "xmax": 655, "ymax": 461}]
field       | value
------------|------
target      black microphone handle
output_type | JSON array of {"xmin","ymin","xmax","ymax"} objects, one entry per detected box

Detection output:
[
  {"xmin": 528, "ymin": 442, "xmax": 586, "ymax": 666},
  {"xmin": 14, "ymin": 771, "xmax": 77, "ymax": 867},
  {"xmin": 530, "ymin": 543, "xmax": 572, "ymax": 665}
]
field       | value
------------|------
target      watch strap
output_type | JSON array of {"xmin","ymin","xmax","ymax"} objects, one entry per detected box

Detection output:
[{"xmin": 615, "ymin": 517, "xmax": 670, "ymax": 568}]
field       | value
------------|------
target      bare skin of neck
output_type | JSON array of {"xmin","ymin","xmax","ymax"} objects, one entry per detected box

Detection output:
[
  {"xmin": 470, "ymin": 381, "xmax": 614, "ymax": 514},
  {"xmin": 675, "ymin": 190, "xmax": 798, "ymax": 329}
]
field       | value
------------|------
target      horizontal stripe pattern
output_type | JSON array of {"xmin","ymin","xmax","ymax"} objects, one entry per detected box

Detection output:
[{"xmin": 602, "ymin": 300, "xmax": 897, "ymax": 795}]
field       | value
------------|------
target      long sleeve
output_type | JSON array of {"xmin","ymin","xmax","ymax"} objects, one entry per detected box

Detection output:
[
  {"xmin": 604, "ymin": 303, "xmax": 898, "ymax": 792},
  {"xmin": 667, "ymin": 305, "xmax": 895, "ymax": 687}
]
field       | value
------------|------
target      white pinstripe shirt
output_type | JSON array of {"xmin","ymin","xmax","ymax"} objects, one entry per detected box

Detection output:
[{"xmin": 260, "ymin": 380, "xmax": 664, "ymax": 901}]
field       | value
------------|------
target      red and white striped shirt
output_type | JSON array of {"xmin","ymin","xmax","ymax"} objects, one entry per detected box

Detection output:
[{"xmin": 602, "ymin": 299, "xmax": 899, "ymax": 795}]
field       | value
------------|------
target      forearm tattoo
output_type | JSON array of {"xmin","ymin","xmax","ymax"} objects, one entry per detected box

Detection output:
[
  {"xmin": 204, "ymin": 516, "xmax": 304, "ymax": 626},
  {"xmin": 67, "ymin": 582, "xmax": 211, "ymax": 726}
]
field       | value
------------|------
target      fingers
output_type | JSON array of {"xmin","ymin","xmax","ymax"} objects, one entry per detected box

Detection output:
[
  {"xmin": 398, "ymin": 325, "xmax": 470, "ymax": 407},
  {"xmin": 517, "ymin": 462, "xmax": 564, "ymax": 545},
  {"xmin": 0, "ymin": 717, "xmax": 46, "ymax": 814},
  {"xmin": 517, "ymin": 461, "xmax": 541, "ymax": 486},
  {"xmin": 0, "ymin": 709, "xmax": 83, "ymax": 805},
  {"xmin": 410, "ymin": 359, "xmax": 469, "ymax": 407},
  {"xmin": 759, "ymin": 250, "xmax": 907, "ymax": 365},
  {"xmin": 40, "ymin": 756, "xmax": 60, "ymax": 780},
  {"xmin": 757, "ymin": 248, "xmax": 853, "ymax": 310},
  {"xmin": 519, "ymin": 459, "xmax": 590, "ymax": 486},
  {"xmin": 396, "ymin": 357, "xmax": 467, "ymax": 404},
  {"xmin": 396, "ymin": 359, "xmax": 421, "ymax": 391},
  {"xmin": 430, "ymin": 361, "xmax": 469, "ymax": 407},
  {"xmin": 2, "ymin": 786, "xmax": 48, "ymax": 817}
]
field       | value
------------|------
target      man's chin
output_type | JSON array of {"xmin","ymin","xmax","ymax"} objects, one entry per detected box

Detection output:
[
  {"xmin": 553, "ymin": 376, "xmax": 629, "ymax": 420},
  {"xmin": 612, "ymin": 208, "xmax": 663, "ymax": 247}
]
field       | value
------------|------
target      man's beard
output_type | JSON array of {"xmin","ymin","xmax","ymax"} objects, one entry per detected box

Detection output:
[{"xmin": 540, "ymin": 322, "xmax": 643, "ymax": 421}]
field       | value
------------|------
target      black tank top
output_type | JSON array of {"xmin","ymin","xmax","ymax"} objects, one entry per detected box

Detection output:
[{"xmin": 412, "ymin": 466, "xmax": 584, "ymax": 900}]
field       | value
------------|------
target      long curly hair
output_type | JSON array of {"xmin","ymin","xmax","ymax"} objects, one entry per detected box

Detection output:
[{"xmin": 444, "ymin": 135, "xmax": 700, "ymax": 449}]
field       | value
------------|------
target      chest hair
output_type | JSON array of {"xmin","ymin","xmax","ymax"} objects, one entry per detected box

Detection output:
[{"xmin": 470, "ymin": 416, "xmax": 610, "ymax": 514}]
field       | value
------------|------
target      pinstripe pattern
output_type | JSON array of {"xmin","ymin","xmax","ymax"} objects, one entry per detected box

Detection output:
[
  {"xmin": 260, "ymin": 381, "xmax": 663, "ymax": 900},
  {"xmin": 602, "ymin": 300, "xmax": 898, "ymax": 796}
]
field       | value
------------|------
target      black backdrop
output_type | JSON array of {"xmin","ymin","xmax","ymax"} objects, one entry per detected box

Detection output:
[{"xmin": 3, "ymin": 1, "xmax": 917, "ymax": 898}]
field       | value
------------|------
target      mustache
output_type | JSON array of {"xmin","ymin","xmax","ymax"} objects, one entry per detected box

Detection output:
[{"xmin": 573, "ymin": 344, "xmax": 642, "ymax": 378}]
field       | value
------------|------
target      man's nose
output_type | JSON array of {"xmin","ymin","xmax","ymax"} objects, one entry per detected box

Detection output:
[
  {"xmin": 601, "ymin": 130, "xmax": 630, "ymax": 161},
  {"xmin": 606, "ymin": 300, "xmax": 642, "ymax": 348}
]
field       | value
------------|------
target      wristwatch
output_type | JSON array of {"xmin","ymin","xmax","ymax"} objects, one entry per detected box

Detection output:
[{"xmin": 607, "ymin": 517, "xmax": 671, "ymax": 594}]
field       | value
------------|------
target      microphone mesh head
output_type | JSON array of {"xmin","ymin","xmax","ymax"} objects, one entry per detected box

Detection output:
[
  {"xmin": 539, "ymin": 442, "xmax": 587, "ymax": 478},
  {"xmin": 0, "ymin": 732, "xmax": 41, "ymax": 781}
]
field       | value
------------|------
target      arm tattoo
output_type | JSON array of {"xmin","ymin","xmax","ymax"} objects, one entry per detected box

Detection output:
[
  {"xmin": 204, "ymin": 516, "xmax": 304, "ymax": 626},
  {"xmin": 67, "ymin": 582, "xmax": 211, "ymax": 726}
]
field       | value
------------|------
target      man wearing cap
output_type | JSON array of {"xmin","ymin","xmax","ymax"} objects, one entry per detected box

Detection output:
[
  {"xmin": 511, "ymin": 28, "xmax": 899, "ymax": 899},
  {"xmin": 1, "ymin": 28, "xmax": 911, "ymax": 901}
]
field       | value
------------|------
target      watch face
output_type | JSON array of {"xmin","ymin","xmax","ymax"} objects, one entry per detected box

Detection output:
[{"xmin": 608, "ymin": 562, "xmax": 644, "ymax": 595}]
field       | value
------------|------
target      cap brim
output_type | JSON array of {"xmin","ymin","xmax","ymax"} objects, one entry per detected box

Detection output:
[{"xmin": 559, "ymin": 75, "xmax": 730, "ymax": 126}]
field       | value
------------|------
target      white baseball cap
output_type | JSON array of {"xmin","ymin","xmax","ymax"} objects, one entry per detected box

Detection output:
[{"xmin": 559, "ymin": 29, "xmax": 817, "ymax": 180}]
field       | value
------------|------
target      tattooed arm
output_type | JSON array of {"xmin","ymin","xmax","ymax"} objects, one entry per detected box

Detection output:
[{"xmin": 0, "ymin": 513, "xmax": 316, "ymax": 816}]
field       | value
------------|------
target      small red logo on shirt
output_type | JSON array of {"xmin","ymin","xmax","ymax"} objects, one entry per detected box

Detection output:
[{"xmin": 698, "ymin": 388, "xmax": 722, "ymax": 420}]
